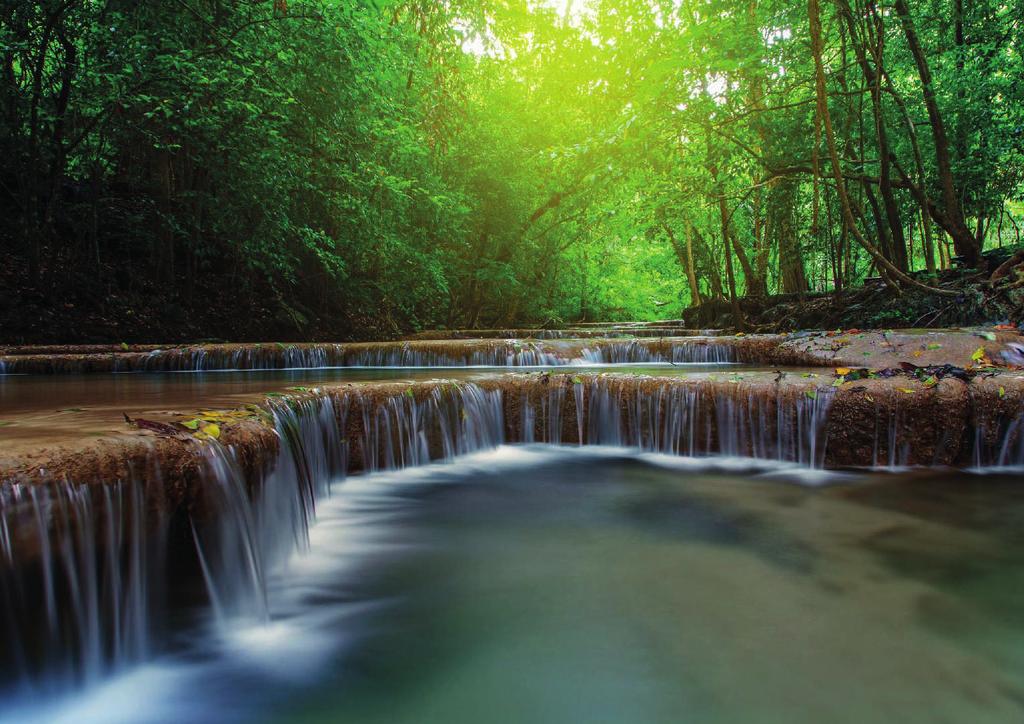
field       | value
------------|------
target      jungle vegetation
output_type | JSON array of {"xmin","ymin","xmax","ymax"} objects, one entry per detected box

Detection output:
[{"xmin": 2, "ymin": 0, "xmax": 1023, "ymax": 338}]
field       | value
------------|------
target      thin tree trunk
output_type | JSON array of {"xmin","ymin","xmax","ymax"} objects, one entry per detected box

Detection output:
[
  {"xmin": 893, "ymin": 0, "xmax": 980, "ymax": 266},
  {"xmin": 808, "ymin": 0, "xmax": 954, "ymax": 296}
]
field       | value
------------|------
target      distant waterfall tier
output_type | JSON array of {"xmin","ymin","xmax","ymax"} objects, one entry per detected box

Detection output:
[{"xmin": 0, "ymin": 338, "xmax": 785, "ymax": 373}]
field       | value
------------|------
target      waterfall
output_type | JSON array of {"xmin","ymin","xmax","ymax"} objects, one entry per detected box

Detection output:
[
  {"xmin": 3, "ymin": 372, "xmax": 1023, "ymax": 701},
  {"xmin": 577, "ymin": 340, "xmax": 735, "ymax": 364},
  {"xmin": 0, "ymin": 476, "xmax": 163, "ymax": 692},
  {"xmin": 190, "ymin": 395, "xmax": 346, "ymax": 626},
  {"xmin": 511, "ymin": 377, "xmax": 833, "ymax": 467},
  {"xmin": 0, "ymin": 339, "xmax": 743, "ymax": 373},
  {"xmin": 353, "ymin": 383, "xmax": 504, "ymax": 471}
]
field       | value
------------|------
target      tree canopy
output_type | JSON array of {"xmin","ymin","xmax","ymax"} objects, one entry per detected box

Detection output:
[{"xmin": 3, "ymin": 0, "xmax": 1023, "ymax": 337}]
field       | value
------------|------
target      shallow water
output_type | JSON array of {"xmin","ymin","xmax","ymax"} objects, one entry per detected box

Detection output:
[
  {"xmin": 0, "ymin": 364, "xmax": 771, "ymax": 453},
  {"xmin": 7, "ymin": 446, "xmax": 1024, "ymax": 723}
]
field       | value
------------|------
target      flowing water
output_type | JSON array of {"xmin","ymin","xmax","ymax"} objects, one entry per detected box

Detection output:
[
  {"xmin": 4, "ymin": 447, "xmax": 1024, "ymax": 723},
  {"xmin": 3, "ymin": 347, "xmax": 1024, "ymax": 722}
]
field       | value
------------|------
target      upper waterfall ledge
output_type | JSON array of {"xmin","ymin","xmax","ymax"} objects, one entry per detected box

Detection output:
[{"xmin": 1, "ymin": 327, "xmax": 1020, "ymax": 373}]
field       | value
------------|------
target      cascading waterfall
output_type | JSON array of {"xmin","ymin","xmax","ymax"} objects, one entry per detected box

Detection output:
[
  {"xmin": 340, "ymin": 344, "xmax": 565, "ymax": 368},
  {"xmin": 141, "ymin": 344, "xmax": 347, "ymax": 372},
  {"xmin": 512, "ymin": 378, "xmax": 834, "ymax": 467},
  {"xmin": 355, "ymin": 383, "xmax": 505, "ymax": 471},
  {"xmin": 3, "ymin": 372, "xmax": 1024, "ymax": 704},
  {"xmin": 190, "ymin": 395, "xmax": 347, "ymax": 626},
  {"xmin": 577, "ymin": 340, "xmax": 735, "ymax": 364},
  {"xmin": 0, "ymin": 338, "xmax": 743, "ymax": 373},
  {"xmin": 970, "ymin": 393, "xmax": 1024, "ymax": 469},
  {"xmin": 0, "ymin": 476, "xmax": 163, "ymax": 692}
]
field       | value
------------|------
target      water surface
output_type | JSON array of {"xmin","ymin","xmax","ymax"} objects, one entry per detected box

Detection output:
[{"xmin": 10, "ymin": 447, "xmax": 1024, "ymax": 723}]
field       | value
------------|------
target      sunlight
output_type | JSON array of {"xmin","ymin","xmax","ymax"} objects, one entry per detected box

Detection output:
[{"xmin": 541, "ymin": 0, "xmax": 597, "ymax": 23}]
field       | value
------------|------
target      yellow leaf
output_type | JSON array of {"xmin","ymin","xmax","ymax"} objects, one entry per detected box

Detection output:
[
  {"xmin": 835, "ymin": 367, "xmax": 851, "ymax": 376},
  {"xmin": 913, "ymin": 350, "xmax": 923, "ymax": 358},
  {"xmin": 203, "ymin": 423, "xmax": 221, "ymax": 439},
  {"xmin": 898, "ymin": 388, "xmax": 915, "ymax": 394},
  {"xmin": 972, "ymin": 347, "xmax": 986, "ymax": 362}
]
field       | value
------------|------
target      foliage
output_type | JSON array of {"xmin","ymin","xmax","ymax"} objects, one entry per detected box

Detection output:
[{"xmin": 2, "ymin": 0, "xmax": 1023, "ymax": 337}]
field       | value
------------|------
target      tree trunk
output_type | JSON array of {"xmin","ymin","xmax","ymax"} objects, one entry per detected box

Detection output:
[
  {"xmin": 892, "ymin": 0, "xmax": 980, "ymax": 266},
  {"xmin": 808, "ymin": 0, "xmax": 954, "ymax": 296}
]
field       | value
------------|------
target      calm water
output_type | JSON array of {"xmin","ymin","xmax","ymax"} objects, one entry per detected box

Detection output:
[{"xmin": 7, "ymin": 446, "xmax": 1024, "ymax": 723}]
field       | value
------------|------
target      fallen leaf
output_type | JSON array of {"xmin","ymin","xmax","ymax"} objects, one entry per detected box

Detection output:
[
  {"xmin": 898, "ymin": 388, "xmax": 915, "ymax": 394},
  {"xmin": 124, "ymin": 414, "xmax": 186, "ymax": 438},
  {"xmin": 835, "ymin": 367, "xmax": 851, "ymax": 376}
]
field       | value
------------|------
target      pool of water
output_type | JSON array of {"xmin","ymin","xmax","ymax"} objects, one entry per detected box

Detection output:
[{"xmin": 7, "ymin": 446, "xmax": 1024, "ymax": 723}]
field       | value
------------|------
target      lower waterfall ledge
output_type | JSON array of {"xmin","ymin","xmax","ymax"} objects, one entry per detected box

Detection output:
[
  {"xmin": 2, "ymin": 369, "xmax": 1023, "ymax": 688},
  {"xmin": 4, "ymin": 368, "xmax": 1023, "ymax": 492}
]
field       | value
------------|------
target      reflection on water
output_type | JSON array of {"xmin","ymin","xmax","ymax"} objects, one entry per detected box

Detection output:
[{"xmin": 6, "ymin": 446, "xmax": 1024, "ymax": 723}]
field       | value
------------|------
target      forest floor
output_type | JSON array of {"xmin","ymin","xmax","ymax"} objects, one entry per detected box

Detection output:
[{"xmin": 683, "ymin": 246, "xmax": 1024, "ymax": 333}]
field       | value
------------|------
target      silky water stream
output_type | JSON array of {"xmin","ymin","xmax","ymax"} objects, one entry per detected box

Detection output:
[{"xmin": 2, "ymin": 363, "xmax": 1024, "ymax": 723}]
